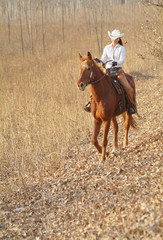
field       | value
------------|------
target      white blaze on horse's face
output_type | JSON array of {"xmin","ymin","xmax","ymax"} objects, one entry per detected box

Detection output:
[{"xmin": 78, "ymin": 60, "xmax": 92, "ymax": 91}]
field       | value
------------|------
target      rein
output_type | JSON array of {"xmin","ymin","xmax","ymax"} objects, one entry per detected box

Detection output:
[{"xmin": 86, "ymin": 63, "xmax": 106, "ymax": 86}]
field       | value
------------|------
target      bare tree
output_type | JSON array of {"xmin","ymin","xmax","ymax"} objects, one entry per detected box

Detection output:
[
  {"xmin": 7, "ymin": 0, "xmax": 11, "ymax": 43},
  {"xmin": 29, "ymin": 0, "xmax": 34, "ymax": 54},
  {"xmin": 88, "ymin": 0, "xmax": 100, "ymax": 54},
  {"xmin": 24, "ymin": 1, "xmax": 31, "ymax": 46},
  {"xmin": 100, "ymin": 0, "xmax": 105, "ymax": 53},
  {"xmin": 61, "ymin": 0, "xmax": 65, "ymax": 42},
  {"xmin": 18, "ymin": 0, "xmax": 24, "ymax": 56},
  {"xmin": 87, "ymin": 0, "xmax": 106, "ymax": 54},
  {"xmin": 41, "ymin": 0, "xmax": 46, "ymax": 53},
  {"xmin": 23, "ymin": 0, "xmax": 34, "ymax": 54}
]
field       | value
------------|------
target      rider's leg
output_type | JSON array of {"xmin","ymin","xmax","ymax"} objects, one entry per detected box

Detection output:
[{"xmin": 117, "ymin": 70, "xmax": 136, "ymax": 106}]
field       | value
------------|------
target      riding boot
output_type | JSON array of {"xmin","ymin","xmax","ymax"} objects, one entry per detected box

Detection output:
[
  {"xmin": 126, "ymin": 94, "xmax": 137, "ymax": 115},
  {"xmin": 84, "ymin": 95, "xmax": 92, "ymax": 112},
  {"xmin": 84, "ymin": 101, "xmax": 91, "ymax": 112},
  {"xmin": 127, "ymin": 103, "xmax": 137, "ymax": 115}
]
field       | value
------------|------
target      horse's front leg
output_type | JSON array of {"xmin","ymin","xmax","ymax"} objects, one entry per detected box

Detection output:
[
  {"xmin": 101, "ymin": 119, "xmax": 111, "ymax": 161},
  {"xmin": 91, "ymin": 119, "xmax": 102, "ymax": 154},
  {"xmin": 111, "ymin": 117, "xmax": 119, "ymax": 153}
]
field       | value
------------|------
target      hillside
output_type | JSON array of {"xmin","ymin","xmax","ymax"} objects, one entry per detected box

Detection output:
[{"xmin": 1, "ymin": 74, "xmax": 162, "ymax": 239}]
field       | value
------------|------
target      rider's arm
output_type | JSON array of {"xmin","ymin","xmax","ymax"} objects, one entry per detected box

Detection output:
[{"xmin": 116, "ymin": 46, "xmax": 126, "ymax": 66}]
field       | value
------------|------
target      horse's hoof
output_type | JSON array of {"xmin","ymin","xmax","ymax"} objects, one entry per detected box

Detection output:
[
  {"xmin": 123, "ymin": 142, "xmax": 128, "ymax": 149},
  {"xmin": 112, "ymin": 148, "xmax": 119, "ymax": 157},
  {"xmin": 122, "ymin": 145, "xmax": 128, "ymax": 150},
  {"xmin": 111, "ymin": 152, "xmax": 118, "ymax": 157},
  {"xmin": 106, "ymin": 152, "xmax": 109, "ymax": 157},
  {"xmin": 101, "ymin": 156, "xmax": 106, "ymax": 163},
  {"xmin": 97, "ymin": 160, "xmax": 105, "ymax": 168}
]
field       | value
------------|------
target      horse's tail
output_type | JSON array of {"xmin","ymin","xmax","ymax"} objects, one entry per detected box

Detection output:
[
  {"xmin": 124, "ymin": 74, "xmax": 141, "ymax": 125},
  {"xmin": 126, "ymin": 73, "xmax": 141, "ymax": 119},
  {"xmin": 134, "ymin": 94, "xmax": 142, "ymax": 119},
  {"xmin": 123, "ymin": 113, "xmax": 138, "ymax": 129},
  {"xmin": 130, "ymin": 115, "xmax": 138, "ymax": 129}
]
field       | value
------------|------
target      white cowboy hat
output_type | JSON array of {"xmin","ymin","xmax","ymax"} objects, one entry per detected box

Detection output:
[{"xmin": 108, "ymin": 29, "xmax": 124, "ymax": 40}]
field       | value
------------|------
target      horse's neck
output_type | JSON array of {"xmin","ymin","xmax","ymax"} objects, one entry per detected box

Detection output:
[
  {"xmin": 90, "ymin": 68, "xmax": 112, "ymax": 102},
  {"xmin": 90, "ymin": 73, "xmax": 109, "ymax": 102}
]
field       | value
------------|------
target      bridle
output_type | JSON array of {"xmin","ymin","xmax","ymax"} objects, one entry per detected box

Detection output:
[{"xmin": 85, "ymin": 62, "xmax": 106, "ymax": 86}]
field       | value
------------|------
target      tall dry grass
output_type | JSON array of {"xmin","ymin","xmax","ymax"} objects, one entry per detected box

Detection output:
[{"xmin": 0, "ymin": 2, "xmax": 159, "ymax": 191}]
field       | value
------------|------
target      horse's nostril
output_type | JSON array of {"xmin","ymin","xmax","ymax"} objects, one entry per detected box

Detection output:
[{"xmin": 78, "ymin": 82, "xmax": 85, "ymax": 91}]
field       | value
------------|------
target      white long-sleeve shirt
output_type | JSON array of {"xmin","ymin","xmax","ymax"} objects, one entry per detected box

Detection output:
[{"xmin": 100, "ymin": 43, "xmax": 126, "ymax": 69}]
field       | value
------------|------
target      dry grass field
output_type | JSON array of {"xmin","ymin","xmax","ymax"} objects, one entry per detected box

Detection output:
[{"xmin": 0, "ymin": 1, "xmax": 163, "ymax": 239}]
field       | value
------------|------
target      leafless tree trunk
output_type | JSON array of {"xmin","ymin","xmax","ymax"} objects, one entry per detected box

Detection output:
[
  {"xmin": 29, "ymin": 0, "xmax": 34, "ymax": 54},
  {"xmin": 24, "ymin": 1, "xmax": 31, "ymax": 44},
  {"xmin": 18, "ymin": 0, "xmax": 24, "ymax": 57},
  {"xmin": 83, "ymin": 1, "xmax": 92, "ymax": 36},
  {"xmin": 100, "ymin": 1, "xmax": 105, "ymax": 53},
  {"xmin": 73, "ymin": 0, "xmax": 76, "ymax": 17},
  {"xmin": 41, "ymin": 0, "xmax": 46, "ymax": 53},
  {"xmin": 88, "ymin": 0, "xmax": 100, "ymax": 54},
  {"xmin": 7, "ymin": 0, "xmax": 11, "ymax": 43},
  {"xmin": 61, "ymin": 0, "xmax": 65, "ymax": 42},
  {"xmin": 24, "ymin": 0, "xmax": 34, "ymax": 54}
]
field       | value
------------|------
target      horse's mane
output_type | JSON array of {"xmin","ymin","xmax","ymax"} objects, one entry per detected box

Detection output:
[
  {"xmin": 82, "ymin": 56, "xmax": 106, "ymax": 75},
  {"xmin": 93, "ymin": 60, "xmax": 106, "ymax": 75}
]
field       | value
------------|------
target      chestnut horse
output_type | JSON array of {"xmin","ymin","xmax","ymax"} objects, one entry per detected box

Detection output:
[{"xmin": 77, "ymin": 52, "xmax": 137, "ymax": 161}]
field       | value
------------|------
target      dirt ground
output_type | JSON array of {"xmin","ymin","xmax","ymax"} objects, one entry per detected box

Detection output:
[{"xmin": 1, "ymin": 74, "xmax": 163, "ymax": 239}]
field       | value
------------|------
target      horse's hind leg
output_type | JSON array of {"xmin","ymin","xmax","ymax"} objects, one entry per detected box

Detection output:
[
  {"xmin": 101, "ymin": 120, "xmax": 111, "ymax": 161},
  {"xmin": 123, "ymin": 112, "xmax": 131, "ymax": 148},
  {"xmin": 91, "ymin": 119, "xmax": 102, "ymax": 154},
  {"xmin": 111, "ymin": 117, "xmax": 118, "ymax": 153}
]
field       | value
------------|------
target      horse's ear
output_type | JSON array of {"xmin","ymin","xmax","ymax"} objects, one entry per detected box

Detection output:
[
  {"xmin": 87, "ymin": 51, "xmax": 92, "ymax": 60},
  {"xmin": 79, "ymin": 53, "xmax": 83, "ymax": 61}
]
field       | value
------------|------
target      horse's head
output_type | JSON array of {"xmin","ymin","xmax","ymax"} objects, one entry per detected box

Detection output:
[{"xmin": 77, "ymin": 52, "xmax": 94, "ymax": 91}]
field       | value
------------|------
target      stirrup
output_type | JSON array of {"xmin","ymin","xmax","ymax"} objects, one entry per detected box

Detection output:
[
  {"xmin": 127, "ymin": 104, "xmax": 136, "ymax": 115},
  {"xmin": 84, "ymin": 101, "xmax": 91, "ymax": 112}
]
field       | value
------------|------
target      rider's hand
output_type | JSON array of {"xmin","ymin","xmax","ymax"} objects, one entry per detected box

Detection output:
[
  {"xmin": 112, "ymin": 61, "xmax": 117, "ymax": 67},
  {"xmin": 94, "ymin": 58, "xmax": 101, "ymax": 63}
]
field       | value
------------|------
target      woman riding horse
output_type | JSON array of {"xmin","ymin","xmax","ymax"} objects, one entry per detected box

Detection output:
[
  {"xmin": 78, "ymin": 51, "xmax": 137, "ymax": 161},
  {"xmin": 85, "ymin": 29, "xmax": 136, "ymax": 115}
]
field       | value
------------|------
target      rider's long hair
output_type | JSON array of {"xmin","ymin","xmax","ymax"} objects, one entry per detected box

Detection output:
[{"xmin": 118, "ymin": 38, "xmax": 123, "ymax": 46}]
